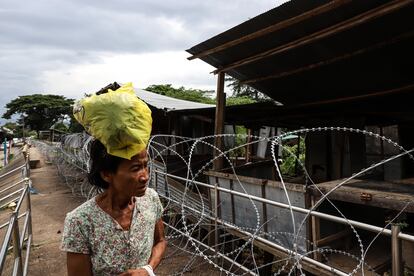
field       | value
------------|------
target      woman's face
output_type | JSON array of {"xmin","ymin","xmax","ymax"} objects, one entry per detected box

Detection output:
[{"xmin": 105, "ymin": 149, "xmax": 149, "ymax": 197}]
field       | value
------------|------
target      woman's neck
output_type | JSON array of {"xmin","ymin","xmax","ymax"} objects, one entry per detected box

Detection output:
[{"xmin": 98, "ymin": 189, "xmax": 133, "ymax": 212}]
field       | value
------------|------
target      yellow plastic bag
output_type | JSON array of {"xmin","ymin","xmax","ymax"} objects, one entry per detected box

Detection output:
[{"xmin": 73, "ymin": 82, "xmax": 152, "ymax": 160}]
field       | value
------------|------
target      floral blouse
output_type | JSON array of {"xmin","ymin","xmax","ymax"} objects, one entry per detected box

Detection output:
[{"xmin": 61, "ymin": 188, "xmax": 163, "ymax": 276}]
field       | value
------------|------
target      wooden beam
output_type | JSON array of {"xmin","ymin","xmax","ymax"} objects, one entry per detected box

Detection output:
[
  {"xmin": 241, "ymin": 31, "xmax": 414, "ymax": 85},
  {"xmin": 188, "ymin": 114, "xmax": 213, "ymax": 123},
  {"xmin": 213, "ymin": 72, "xmax": 226, "ymax": 170},
  {"xmin": 204, "ymin": 170, "xmax": 306, "ymax": 192},
  {"xmin": 245, "ymin": 128, "xmax": 252, "ymax": 163},
  {"xmin": 229, "ymin": 179, "xmax": 236, "ymax": 224},
  {"xmin": 213, "ymin": 0, "xmax": 412, "ymax": 74},
  {"xmin": 261, "ymin": 182, "xmax": 268, "ymax": 233},
  {"xmin": 226, "ymin": 228, "xmax": 338, "ymax": 276},
  {"xmin": 187, "ymin": 0, "xmax": 351, "ymax": 60},
  {"xmin": 291, "ymin": 83, "xmax": 414, "ymax": 109},
  {"xmin": 316, "ymin": 228, "xmax": 352, "ymax": 247},
  {"xmin": 308, "ymin": 178, "xmax": 414, "ymax": 213}
]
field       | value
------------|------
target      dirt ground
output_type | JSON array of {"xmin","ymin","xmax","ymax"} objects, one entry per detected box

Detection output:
[{"xmin": 23, "ymin": 146, "xmax": 221, "ymax": 275}]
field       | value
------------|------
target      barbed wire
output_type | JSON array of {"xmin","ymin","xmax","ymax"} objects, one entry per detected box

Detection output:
[{"xmin": 31, "ymin": 127, "xmax": 414, "ymax": 275}]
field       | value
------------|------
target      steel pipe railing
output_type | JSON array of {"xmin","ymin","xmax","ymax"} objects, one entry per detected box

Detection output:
[
  {"xmin": 0, "ymin": 156, "xmax": 33, "ymax": 276},
  {"xmin": 0, "ymin": 164, "xmax": 27, "ymax": 180},
  {"xmin": 154, "ymin": 170, "xmax": 414, "ymax": 275},
  {"xmin": 157, "ymin": 170, "xmax": 414, "ymax": 243}
]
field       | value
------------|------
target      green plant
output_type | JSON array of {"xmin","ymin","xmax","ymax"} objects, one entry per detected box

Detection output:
[
  {"xmin": 280, "ymin": 137, "xmax": 306, "ymax": 176},
  {"xmin": 228, "ymin": 126, "xmax": 248, "ymax": 157}
]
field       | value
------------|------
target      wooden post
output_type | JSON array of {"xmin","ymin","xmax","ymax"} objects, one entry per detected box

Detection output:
[
  {"xmin": 230, "ymin": 179, "xmax": 235, "ymax": 224},
  {"xmin": 214, "ymin": 177, "xmax": 220, "ymax": 249},
  {"xmin": 167, "ymin": 115, "xmax": 171, "ymax": 156},
  {"xmin": 213, "ymin": 72, "xmax": 226, "ymax": 170},
  {"xmin": 295, "ymin": 134, "xmax": 301, "ymax": 175},
  {"xmin": 208, "ymin": 176, "xmax": 221, "ymax": 248},
  {"xmin": 311, "ymin": 195, "xmax": 321, "ymax": 261},
  {"xmin": 380, "ymin": 126, "xmax": 385, "ymax": 180},
  {"xmin": 245, "ymin": 129, "xmax": 252, "ymax": 163},
  {"xmin": 261, "ymin": 181, "xmax": 268, "ymax": 233}
]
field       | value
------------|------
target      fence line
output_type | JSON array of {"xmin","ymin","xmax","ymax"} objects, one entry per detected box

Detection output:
[
  {"xmin": 0, "ymin": 147, "xmax": 33, "ymax": 276},
  {"xmin": 32, "ymin": 135, "xmax": 414, "ymax": 275}
]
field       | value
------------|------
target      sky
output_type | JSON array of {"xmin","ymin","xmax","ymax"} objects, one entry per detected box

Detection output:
[{"xmin": 0, "ymin": 0, "xmax": 288, "ymax": 124}]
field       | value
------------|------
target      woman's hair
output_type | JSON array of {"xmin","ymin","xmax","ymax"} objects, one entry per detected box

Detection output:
[{"xmin": 88, "ymin": 139, "xmax": 124, "ymax": 189}]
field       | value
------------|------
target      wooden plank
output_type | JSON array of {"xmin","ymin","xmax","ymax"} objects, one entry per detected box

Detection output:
[
  {"xmin": 166, "ymin": 176, "xmax": 209, "ymax": 203},
  {"xmin": 213, "ymin": 72, "xmax": 225, "ymax": 170},
  {"xmin": 286, "ymin": 83, "xmax": 414, "ymax": 110},
  {"xmin": 245, "ymin": 129, "xmax": 252, "ymax": 163},
  {"xmin": 304, "ymin": 192, "xmax": 313, "ymax": 253},
  {"xmin": 311, "ymin": 195, "xmax": 321, "ymax": 261},
  {"xmin": 204, "ymin": 170, "xmax": 306, "ymax": 193},
  {"xmin": 261, "ymin": 183, "xmax": 268, "ymax": 233},
  {"xmin": 308, "ymin": 178, "xmax": 414, "ymax": 212},
  {"xmin": 187, "ymin": 0, "xmax": 351, "ymax": 60},
  {"xmin": 230, "ymin": 179, "xmax": 235, "ymax": 224},
  {"xmin": 213, "ymin": 0, "xmax": 412, "ymax": 74},
  {"xmin": 188, "ymin": 114, "xmax": 213, "ymax": 123},
  {"xmin": 316, "ymin": 228, "xmax": 352, "ymax": 247},
  {"xmin": 226, "ymin": 228, "xmax": 336, "ymax": 276}
]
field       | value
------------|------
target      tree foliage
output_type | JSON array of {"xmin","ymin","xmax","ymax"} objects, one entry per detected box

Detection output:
[
  {"xmin": 226, "ymin": 76, "xmax": 271, "ymax": 102},
  {"xmin": 52, "ymin": 122, "xmax": 69, "ymax": 132},
  {"xmin": 145, "ymin": 84, "xmax": 215, "ymax": 104},
  {"xmin": 68, "ymin": 113, "xmax": 85, "ymax": 133},
  {"xmin": 1, "ymin": 122, "xmax": 22, "ymax": 137},
  {"xmin": 280, "ymin": 137, "xmax": 306, "ymax": 176},
  {"xmin": 226, "ymin": 96, "xmax": 256, "ymax": 106},
  {"xmin": 2, "ymin": 94, "xmax": 74, "ymax": 137},
  {"xmin": 146, "ymin": 84, "xmax": 260, "ymax": 106}
]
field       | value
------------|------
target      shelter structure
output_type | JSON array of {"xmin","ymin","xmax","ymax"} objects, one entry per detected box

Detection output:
[
  {"xmin": 135, "ymin": 86, "xmax": 216, "ymax": 178},
  {"xmin": 0, "ymin": 127, "xmax": 13, "ymax": 142},
  {"xmin": 187, "ymin": 0, "xmax": 414, "ymax": 274}
]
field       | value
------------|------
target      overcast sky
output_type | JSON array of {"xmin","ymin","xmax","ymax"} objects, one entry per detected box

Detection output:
[{"xmin": 0, "ymin": 0, "xmax": 288, "ymax": 124}]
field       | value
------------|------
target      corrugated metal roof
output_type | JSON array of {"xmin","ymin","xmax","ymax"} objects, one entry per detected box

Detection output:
[
  {"xmin": 187, "ymin": 0, "xmax": 414, "ymax": 106},
  {"xmin": 175, "ymin": 89, "xmax": 414, "ymax": 127},
  {"xmin": 135, "ymin": 88, "xmax": 214, "ymax": 112},
  {"xmin": 0, "ymin": 127, "xmax": 13, "ymax": 135}
]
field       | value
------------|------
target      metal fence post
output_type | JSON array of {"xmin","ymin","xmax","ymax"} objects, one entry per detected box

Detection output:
[
  {"xmin": 26, "ymin": 180, "xmax": 33, "ymax": 240},
  {"xmin": 155, "ymin": 170, "xmax": 158, "ymax": 192},
  {"xmin": 391, "ymin": 224, "xmax": 402, "ymax": 276},
  {"xmin": 12, "ymin": 217, "xmax": 23, "ymax": 276},
  {"xmin": 214, "ymin": 180, "xmax": 219, "ymax": 249}
]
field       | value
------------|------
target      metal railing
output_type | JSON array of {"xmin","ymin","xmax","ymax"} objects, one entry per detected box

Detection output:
[
  {"xmin": 0, "ymin": 152, "xmax": 32, "ymax": 276},
  {"xmin": 154, "ymin": 169, "xmax": 414, "ymax": 276},
  {"xmin": 29, "ymin": 138, "xmax": 412, "ymax": 275}
]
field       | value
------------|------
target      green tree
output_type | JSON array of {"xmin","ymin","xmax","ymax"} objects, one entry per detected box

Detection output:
[
  {"xmin": 68, "ymin": 113, "xmax": 85, "ymax": 133},
  {"xmin": 145, "ymin": 84, "xmax": 215, "ymax": 104},
  {"xmin": 146, "ymin": 84, "xmax": 261, "ymax": 106},
  {"xmin": 226, "ymin": 96, "xmax": 256, "ymax": 106},
  {"xmin": 2, "ymin": 94, "xmax": 74, "ymax": 138},
  {"xmin": 280, "ymin": 137, "xmax": 306, "ymax": 176},
  {"xmin": 226, "ymin": 76, "xmax": 271, "ymax": 102},
  {"xmin": 51, "ymin": 122, "xmax": 69, "ymax": 132}
]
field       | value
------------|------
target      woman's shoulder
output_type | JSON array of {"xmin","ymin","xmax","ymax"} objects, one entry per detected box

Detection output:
[
  {"xmin": 134, "ymin": 188, "xmax": 160, "ymax": 205},
  {"xmin": 143, "ymin": 187, "xmax": 161, "ymax": 200},
  {"xmin": 145, "ymin": 187, "xmax": 157, "ymax": 196},
  {"xmin": 65, "ymin": 197, "xmax": 97, "ymax": 224}
]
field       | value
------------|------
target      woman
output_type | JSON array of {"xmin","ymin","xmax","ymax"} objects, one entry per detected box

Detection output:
[{"xmin": 61, "ymin": 83, "xmax": 166, "ymax": 275}]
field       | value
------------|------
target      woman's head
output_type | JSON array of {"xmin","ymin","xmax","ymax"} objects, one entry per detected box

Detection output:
[{"xmin": 88, "ymin": 139, "xmax": 149, "ymax": 197}]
